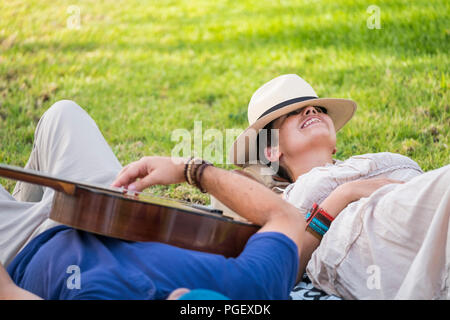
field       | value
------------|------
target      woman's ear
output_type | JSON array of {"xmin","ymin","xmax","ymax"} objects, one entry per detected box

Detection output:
[{"xmin": 264, "ymin": 146, "xmax": 282, "ymax": 162}]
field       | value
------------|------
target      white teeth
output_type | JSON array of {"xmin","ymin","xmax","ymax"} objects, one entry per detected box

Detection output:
[{"xmin": 301, "ymin": 117, "xmax": 321, "ymax": 129}]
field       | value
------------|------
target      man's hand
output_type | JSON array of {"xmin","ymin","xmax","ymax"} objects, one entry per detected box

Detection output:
[{"xmin": 111, "ymin": 156, "xmax": 187, "ymax": 191}]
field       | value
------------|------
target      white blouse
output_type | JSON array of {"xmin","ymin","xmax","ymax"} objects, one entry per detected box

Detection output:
[
  {"xmin": 282, "ymin": 152, "xmax": 433, "ymax": 299},
  {"xmin": 283, "ymin": 152, "xmax": 423, "ymax": 216}
]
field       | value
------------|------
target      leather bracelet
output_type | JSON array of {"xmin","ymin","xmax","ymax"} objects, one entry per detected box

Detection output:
[
  {"xmin": 184, "ymin": 158, "xmax": 212, "ymax": 193},
  {"xmin": 183, "ymin": 156, "xmax": 194, "ymax": 184},
  {"xmin": 195, "ymin": 162, "xmax": 212, "ymax": 193}
]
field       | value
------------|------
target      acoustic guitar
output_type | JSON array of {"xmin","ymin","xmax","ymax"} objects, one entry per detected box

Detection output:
[{"xmin": 0, "ymin": 164, "xmax": 259, "ymax": 257}]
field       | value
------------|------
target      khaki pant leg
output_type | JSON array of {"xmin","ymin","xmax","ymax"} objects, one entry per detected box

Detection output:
[{"xmin": 1, "ymin": 100, "xmax": 123, "ymax": 267}]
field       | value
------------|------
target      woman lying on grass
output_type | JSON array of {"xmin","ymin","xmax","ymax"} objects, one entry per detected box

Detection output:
[{"xmin": 225, "ymin": 74, "xmax": 450, "ymax": 299}]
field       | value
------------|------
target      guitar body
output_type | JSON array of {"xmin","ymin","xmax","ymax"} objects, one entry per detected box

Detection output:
[{"xmin": 0, "ymin": 164, "xmax": 259, "ymax": 257}]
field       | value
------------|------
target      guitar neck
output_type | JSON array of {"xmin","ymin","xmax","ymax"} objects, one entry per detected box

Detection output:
[{"xmin": 0, "ymin": 164, "xmax": 76, "ymax": 195}]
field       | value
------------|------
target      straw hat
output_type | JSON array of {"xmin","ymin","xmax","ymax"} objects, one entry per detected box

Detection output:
[{"xmin": 229, "ymin": 74, "xmax": 357, "ymax": 166}]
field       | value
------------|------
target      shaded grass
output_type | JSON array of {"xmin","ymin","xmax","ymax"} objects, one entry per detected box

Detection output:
[{"xmin": 0, "ymin": 0, "xmax": 449, "ymax": 203}]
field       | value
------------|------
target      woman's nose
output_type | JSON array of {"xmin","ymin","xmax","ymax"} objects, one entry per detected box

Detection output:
[{"xmin": 302, "ymin": 106, "xmax": 318, "ymax": 116}]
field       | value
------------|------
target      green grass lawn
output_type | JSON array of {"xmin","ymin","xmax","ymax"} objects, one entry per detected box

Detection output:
[{"xmin": 0, "ymin": 0, "xmax": 449, "ymax": 203}]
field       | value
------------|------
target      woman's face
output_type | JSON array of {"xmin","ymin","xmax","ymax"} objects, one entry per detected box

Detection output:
[{"xmin": 270, "ymin": 105, "xmax": 337, "ymax": 161}]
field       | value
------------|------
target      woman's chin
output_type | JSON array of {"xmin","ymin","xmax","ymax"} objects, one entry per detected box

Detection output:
[
  {"xmin": 298, "ymin": 132, "xmax": 336, "ymax": 151},
  {"xmin": 300, "ymin": 127, "xmax": 334, "ymax": 141}
]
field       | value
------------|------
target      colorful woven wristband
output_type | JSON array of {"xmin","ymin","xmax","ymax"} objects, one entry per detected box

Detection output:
[{"xmin": 305, "ymin": 203, "xmax": 334, "ymax": 240}]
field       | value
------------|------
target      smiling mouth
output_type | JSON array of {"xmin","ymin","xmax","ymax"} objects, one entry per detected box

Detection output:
[{"xmin": 300, "ymin": 116, "xmax": 322, "ymax": 129}]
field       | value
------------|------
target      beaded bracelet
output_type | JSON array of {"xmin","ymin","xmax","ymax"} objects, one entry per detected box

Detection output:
[
  {"xmin": 184, "ymin": 157, "xmax": 213, "ymax": 193},
  {"xmin": 305, "ymin": 203, "xmax": 334, "ymax": 240}
]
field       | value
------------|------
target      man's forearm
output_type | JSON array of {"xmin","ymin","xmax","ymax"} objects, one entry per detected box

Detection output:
[{"xmin": 201, "ymin": 165, "xmax": 292, "ymax": 226}]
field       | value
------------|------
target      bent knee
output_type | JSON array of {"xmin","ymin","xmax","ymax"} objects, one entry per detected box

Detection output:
[
  {"xmin": 47, "ymin": 99, "xmax": 84, "ymax": 115},
  {"xmin": 43, "ymin": 100, "xmax": 88, "ymax": 123}
]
